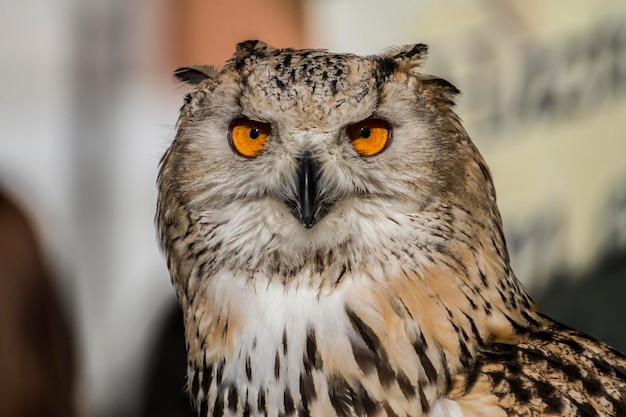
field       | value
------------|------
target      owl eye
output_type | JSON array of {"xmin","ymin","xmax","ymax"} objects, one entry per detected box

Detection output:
[
  {"xmin": 347, "ymin": 118, "xmax": 391, "ymax": 156},
  {"xmin": 229, "ymin": 118, "xmax": 271, "ymax": 157}
]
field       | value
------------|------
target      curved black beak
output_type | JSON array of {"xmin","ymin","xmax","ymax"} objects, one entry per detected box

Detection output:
[{"xmin": 296, "ymin": 151, "xmax": 320, "ymax": 229}]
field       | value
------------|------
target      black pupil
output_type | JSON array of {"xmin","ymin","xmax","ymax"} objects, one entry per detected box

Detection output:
[
  {"xmin": 360, "ymin": 127, "xmax": 371, "ymax": 139},
  {"xmin": 249, "ymin": 128, "xmax": 260, "ymax": 139}
]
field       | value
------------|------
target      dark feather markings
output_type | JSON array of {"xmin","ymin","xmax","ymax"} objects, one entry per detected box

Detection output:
[
  {"xmin": 297, "ymin": 405, "xmax": 311, "ymax": 417},
  {"xmin": 284, "ymin": 387, "xmax": 295, "ymax": 416},
  {"xmin": 350, "ymin": 341, "xmax": 377, "ymax": 375},
  {"xmin": 328, "ymin": 375, "xmax": 354, "ymax": 417},
  {"xmin": 213, "ymin": 389, "xmax": 225, "ymax": 417},
  {"xmin": 361, "ymin": 390, "xmax": 380, "ymax": 416},
  {"xmin": 335, "ymin": 264, "xmax": 347, "ymax": 286},
  {"xmin": 416, "ymin": 382, "xmax": 430, "ymax": 414},
  {"xmin": 383, "ymin": 402, "xmax": 400, "ymax": 417},
  {"xmin": 457, "ymin": 337, "xmax": 473, "ymax": 369},
  {"xmin": 201, "ymin": 364, "xmax": 213, "ymax": 399},
  {"xmin": 245, "ymin": 356, "xmax": 252, "ymax": 381},
  {"xmin": 215, "ymin": 359, "xmax": 225, "ymax": 385},
  {"xmin": 228, "ymin": 385, "xmax": 238, "ymax": 413},
  {"xmin": 299, "ymin": 371, "xmax": 317, "ymax": 404},
  {"xmin": 327, "ymin": 375, "xmax": 379, "ymax": 417},
  {"xmin": 396, "ymin": 371, "xmax": 417, "ymax": 399},
  {"xmin": 533, "ymin": 379, "xmax": 563, "ymax": 414},
  {"xmin": 462, "ymin": 312, "xmax": 483, "ymax": 345},
  {"xmin": 346, "ymin": 308, "xmax": 396, "ymax": 387},
  {"xmin": 462, "ymin": 364, "xmax": 483, "ymax": 395},
  {"xmin": 191, "ymin": 370, "xmax": 200, "ymax": 398},
  {"xmin": 198, "ymin": 399, "xmax": 208, "ymax": 417},
  {"xmin": 257, "ymin": 389, "xmax": 267, "ymax": 415},
  {"xmin": 305, "ymin": 328, "xmax": 323, "ymax": 371},
  {"xmin": 411, "ymin": 333, "xmax": 438, "ymax": 384},
  {"xmin": 505, "ymin": 373, "xmax": 533, "ymax": 404},
  {"xmin": 275, "ymin": 351, "xmax": 281, "ymax": 379},
  {"xmin": 346, "ymin": 308, "xmax": 383, "ymax": 355}
]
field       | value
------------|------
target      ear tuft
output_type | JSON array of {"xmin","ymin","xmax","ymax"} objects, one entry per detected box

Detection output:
[
  {"xmin": 387, "ymin": 43, "xmax": 429, "ymax": 73},
  {"xmin": 173, "ymin": 66, "xmax": 218, "ymax": 86},
  {"xmin": 234, "ymin": 40, "xmax": 273, "ymax": 58},
  {"xmin": 421, "ymin": 77, "xmax": 460, "ymax": 95}
]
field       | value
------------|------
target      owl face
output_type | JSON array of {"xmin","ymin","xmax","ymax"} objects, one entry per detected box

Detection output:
[{"xmin": 159, "ymin": 41, "xmax": 480, "ymax": 272}]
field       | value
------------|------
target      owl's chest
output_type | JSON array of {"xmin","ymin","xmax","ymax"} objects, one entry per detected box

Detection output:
[
  {"xmin": 199, "ymin": 273, "xmax": 356, "ymax": 388},
  {"xmin": 186, "ymin": 272, "xmax": 453, "ymax": 417}
]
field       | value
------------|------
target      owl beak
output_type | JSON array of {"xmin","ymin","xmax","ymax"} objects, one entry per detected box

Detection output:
[{"xmin": 295, "ymin": 150, "xmax": 321, "ymax": 229}]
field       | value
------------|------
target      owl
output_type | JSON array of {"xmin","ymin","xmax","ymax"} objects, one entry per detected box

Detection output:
[{"xmin": 157, "ymin": 40, "xmax": 626, "ymax": 417}]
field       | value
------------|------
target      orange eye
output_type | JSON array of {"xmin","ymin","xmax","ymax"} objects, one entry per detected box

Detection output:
[
  {"xmin": 347, "ymin": 119, "xmax": 391, "ymax": 156},
  {"xmin": 229, "ymin": 119, "xmax": 271, "ymax": 157}
]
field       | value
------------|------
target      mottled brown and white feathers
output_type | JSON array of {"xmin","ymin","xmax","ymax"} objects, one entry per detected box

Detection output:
[{"xmin": 156, "ymin": 40, "xmax": 626, "ymax": 417}]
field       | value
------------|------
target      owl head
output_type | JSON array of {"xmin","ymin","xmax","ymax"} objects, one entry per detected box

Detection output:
[{"xmin": 157, "ymin": 40, "xmax": 501, "ymax": 288}]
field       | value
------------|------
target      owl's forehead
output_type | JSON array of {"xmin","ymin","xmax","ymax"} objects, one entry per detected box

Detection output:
[{"xmin": 222, "ymin": 49, "xmax": 387, "ymax": 127}]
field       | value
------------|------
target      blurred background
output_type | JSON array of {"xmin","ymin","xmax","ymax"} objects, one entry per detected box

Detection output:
[{"xmin": 0, "ymin": 0, "xmax": 625, "ymax": 416}]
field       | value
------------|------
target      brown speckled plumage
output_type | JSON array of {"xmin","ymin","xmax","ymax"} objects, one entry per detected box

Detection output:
[{"xmin": 156, "ymin": 40, "xmax": 626, "ymax": 416}]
